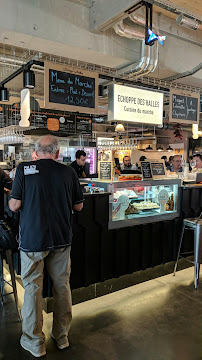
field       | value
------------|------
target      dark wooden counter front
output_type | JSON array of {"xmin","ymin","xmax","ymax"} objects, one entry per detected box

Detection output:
[{"xmin": 11, "ymin": 187, "xmax": 202, "ymax": 301}]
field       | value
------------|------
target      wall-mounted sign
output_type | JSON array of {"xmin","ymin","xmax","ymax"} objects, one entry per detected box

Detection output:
[
  {"xmin": 98, "ymin": 161, "xmax": 113, "ymax": 181},
  {"xmin": 141, "ymin": 161, "xmax": 153, "ymax": 180},
  {"xmin": 44, "ymin": 61, "xmax": 98, "ymax": 114},
  {"xmin": 150, "ymin": 161, "xmax": 166, "ymax": 179},
  {"xmin": 76, "ymin": 115, "xmax": 92, "ymax": 134},
  {"xmin": 169, "ymin": 89, "xmax": 200, "ymax": 124},
  {"xmin": 47, "ymin": 118, "xmax": 59, "ymax": 131},
  {"xmin": 108, "ymin": 84, "xmax": 163, "ymax": 125}
]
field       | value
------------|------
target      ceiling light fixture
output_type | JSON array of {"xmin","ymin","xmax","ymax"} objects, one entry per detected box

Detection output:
[
  {"xmin": 157, "ymin": 145, "xmax": 163, "ymax": 151},
  {"xmin": 115, "ymin": 123, "xmax": 125, "ymax": 132},
  {"xmin": 145, "ymin": 145, "xmax": 153, "ymax": 151},
  {"xmin": 0, "ymin": 87, "xmax": 9, "ymax": 102},
  {"xmin": 166, "ymin": 145, "xmax": 173, "ymax": 152},
  {"xmin": 176, "ymin": 14, "xmax": 199, "ymax": 30},
  {"xmin": 23, "ymin": 69, "xmax": 35, "ymax": 89}
]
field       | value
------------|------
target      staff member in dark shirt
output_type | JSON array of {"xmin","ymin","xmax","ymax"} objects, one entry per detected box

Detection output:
[
  {"xmin": 9, "ymin": 135, "xmax": 84, "ymax": 358},
  {"xmin": 0, "ymin": 168, "xmax": 13, "ymax": 219},
  {"xmin": 70, "ymin": 150, "xmax": 86, "ymax": 178}
]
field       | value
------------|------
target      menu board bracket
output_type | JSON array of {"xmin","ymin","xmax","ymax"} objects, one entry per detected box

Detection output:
[{"xmin": 44, "ymin": 61, "xmax": 98, "ymax": 114}]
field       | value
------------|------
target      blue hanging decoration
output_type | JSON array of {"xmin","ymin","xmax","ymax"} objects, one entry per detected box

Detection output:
[{"xmin": 148, "ymin": 29, "xmax": 166, "ymax": 45}]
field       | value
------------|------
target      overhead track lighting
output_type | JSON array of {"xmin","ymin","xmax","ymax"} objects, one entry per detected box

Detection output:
[
  {"xmin": 166, "ymin": 145, "xmax": 173, "ymax": 152},
  {"xmin": 0, "ymin": 87, "xmax": 9, "ymax": 102},
  {"xmin": 176, "ymin": 14, "xmax": 199, "ymax": 30},
  {"xmin": 23, "ymin": 69, "xmax": 35, "ymax": 89}
]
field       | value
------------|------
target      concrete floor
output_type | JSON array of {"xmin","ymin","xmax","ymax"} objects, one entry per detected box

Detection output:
[{"xmin": 0, "ymin": 267, "xmax": 201, "ymax": 360}]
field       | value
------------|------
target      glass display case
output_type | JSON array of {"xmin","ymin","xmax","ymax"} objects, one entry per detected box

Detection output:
[{"xmin": 82, "ymin": 179, "xmax": 181, "ymax": 229}]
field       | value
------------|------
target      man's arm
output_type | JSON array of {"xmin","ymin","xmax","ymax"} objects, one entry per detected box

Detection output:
[
  {"xmin": 9, "ymin": 198, "xmax": 22, "ymax": 212},
  {"xmin": 73, "ymin": 202, "xmax": 83, "ymax": 211}
]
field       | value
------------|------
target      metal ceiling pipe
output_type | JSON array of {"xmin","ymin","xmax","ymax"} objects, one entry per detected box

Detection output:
[
  {"xmin": 117, "ymin": 40, "xmax": 151, "ymax": 77},
  {"xmin": 163, "ymin": 62, "xmax": 202, "ymax": 81},
  {"xmin": 113, "ymin": 20, "xmax": 145, "ymax": 40},
  {"xmin": 132, "ymin": 41, "xmax": 159, "ymax": 79},
  {"xmin": 129, "ymin": 12, "xmax": 158, "ymax": 32}
]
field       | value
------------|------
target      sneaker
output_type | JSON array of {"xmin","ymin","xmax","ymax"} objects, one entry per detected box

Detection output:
[
  {"xmin": 20, "ymin": 337, "xmax": 46, "ymax": 358},
  {"xmin": 51, "ymin": 332, "xmax": 69, "ymax": 350}
]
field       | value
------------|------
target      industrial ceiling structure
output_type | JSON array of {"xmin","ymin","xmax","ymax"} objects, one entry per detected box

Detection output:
[{"xmin": 0, "ymin": 0, "xmax": 201, "ymax": 125}]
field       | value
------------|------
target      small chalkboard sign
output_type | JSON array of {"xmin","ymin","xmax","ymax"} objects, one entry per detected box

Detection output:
[
  {"xmin": 99, "ymin": 161, "xmax": 113, "ymax": 181},
  {"xmin": 141, "ymin": 161, "xmax": 153, "ymax": 180},
  {"xmin": 151, "ymin": 161, "xmax": 166, "ymax": 179},
  {"xmin": 45, "ymin": 62, "xmax": 98, "ymax": 114},
  {"xmin": 169, "ymin": 89, "xmax": 200, "ymax": 124},
  {"xmin": 76, "ymin": 115, "xmax": 92, "ymax": 134}
]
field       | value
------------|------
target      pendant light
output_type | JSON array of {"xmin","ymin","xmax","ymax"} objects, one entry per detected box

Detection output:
[
  {"xmin": 23, "ymin": 69, "xmax": 35, "ymax": 89},
  {"xmin": 0, "ymin": 87, "xmax": 9, "ymax": 101},
  {"xmin": 166, "ymin": 145, "xmax": 173, "ymax": 152},
  {"xmin": 115, "ymin": 123, "xmax": 125, "ymax": 132},
  {"xmin": 19, "ymin": 88, "xmax": 30, "ymax": 127},
  {"xmin": 145, "ymin": 145, "xmax": 153, "ymax": 151},
  {"xmin": 157, "ymin": 145, "xmax": 163, "ymax": 151}
]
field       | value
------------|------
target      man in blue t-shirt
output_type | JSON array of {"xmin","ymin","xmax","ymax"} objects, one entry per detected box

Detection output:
[{"xmin": 9, "ymin": 135, "xmax": 84, "ymax": 358}]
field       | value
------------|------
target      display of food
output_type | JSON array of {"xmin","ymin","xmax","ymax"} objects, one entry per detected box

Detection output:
[
  {"xmin": 125, "ymin": 200, "xmax": 160, "ymax": 214},
  {"xmin": 114, "ymin": 189, "xmax": 138, "ymax": 199},
  {"xmin": 133, "ymin": 201, "xmax": 160, "ymax": 211},
  {"xmin": 125, "ymin": 203, "xmax": 140, "ymax": 215},
  {"xmin": 119, "ymin": 175, "xmax": 142, "ymax": 181}
]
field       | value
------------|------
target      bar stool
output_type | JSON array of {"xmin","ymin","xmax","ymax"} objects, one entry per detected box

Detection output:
[
  {"xmin": 173, "ymin": 212, "xmax": 202, "ymax": 289},
  {"xmin": 0, "ymin": 248, "xmax": 21, "ymax": 321}
]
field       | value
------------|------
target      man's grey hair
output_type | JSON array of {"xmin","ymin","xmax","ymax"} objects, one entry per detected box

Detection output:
[{"xmin": 35, "ymin": 135, "xmax": 59, "ymax": 155}]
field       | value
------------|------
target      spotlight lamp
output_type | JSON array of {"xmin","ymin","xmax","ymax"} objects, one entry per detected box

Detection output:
[
  {"xmin": 166, "ymin": 145, "xmax": 173, "ymax": 152},
  {"xmin": 0, "ymin": 87, "xmax": 9, "ymax": 102},
  {"xmin": 23, "ymin": 69, "xmax": 35, "ymax": 89},
  {"xmin": 157, "ymin": 145, "xmax": 163, "ymax": 151},
  {"xmin": 145, "ymin": 144, "xmax": 153, "ymax": 151},
  {"xmin": 176, "ymin": 14, "xmax": 199, "ymax": 30}
]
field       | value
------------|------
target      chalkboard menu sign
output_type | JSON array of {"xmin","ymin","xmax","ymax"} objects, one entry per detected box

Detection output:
[
  {"xmin": 45, "ymin": 62, "xmax": 98, "ymax": 114},
  {"xmin": 60, "ymin": 113, "xmax": 75, "ymax": 133},
  {"xmin": 99, "ymin": 161, "xmax": 113, "ymax": 181},
  {"xmin": 76, "ymin": 115, "xmax": 92, "ymax": 134},
  {"xmin": 151, "ymin": 161, "xmax": 166, "ymax": 178},
  {"xmin": 169, "ymin": 89, "xmax": 200, "ymax": 124},
  {"xmin": 141, "ymin": 161, "xmax": 153, "ymax": 180}
]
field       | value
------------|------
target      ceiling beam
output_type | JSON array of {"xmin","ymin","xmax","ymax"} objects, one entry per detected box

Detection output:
[{"xmin": 90, "ymin": 0, "xmax": 141, "ymax": 33}]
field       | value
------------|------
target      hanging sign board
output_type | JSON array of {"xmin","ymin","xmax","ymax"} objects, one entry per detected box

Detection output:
[
  {"xmin": 108, "ymin": 84, "xmax": 163, "ymax": 125},
  {"xmin": 44, "ymin": 61, "xmax": 98, "ymax": 114},
  {"xmin": 169, "ymin": 89, "xmax": 200, "ymax": 124},
  {"xmin": 98, "ymin": 161, "xmax": 113, "ymax": 181},
  {"xmin": 150, "ymin": 161, "xmax": 166, "ymax": 179},
  {"xmin": 141, "ymin": 161, "xmax": 153, "ymax": 180}
]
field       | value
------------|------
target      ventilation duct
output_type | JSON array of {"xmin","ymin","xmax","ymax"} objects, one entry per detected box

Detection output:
[
  {"xmin": 116, "ymin": 40, "xmax": 151, "ymax": 77},
  {"xmin": 114, "ymin": 20, "xmax": 145, "ymax": 40},
  {"xmin": 113, "ymin": 15, "xmax": 159, "ymax": 78},
  {"xmin": 163, "ymin": 62, "xmax": 202, "ymax": 81}
]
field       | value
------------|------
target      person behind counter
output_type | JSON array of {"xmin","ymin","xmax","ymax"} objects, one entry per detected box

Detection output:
[
  {"xmin": 167, "ymin": 155, "xmax": 183, "ymax": 172},
  {"xmin": 70, "ymin": 150, "xmax": 86, "ymax": 178},
  {"xmin": 161, "ymin": 156, "xmax": 170, "ymax": 169},
  {"xmin": 193, "ymin": 153, "xmax": 202, "ymax": 169},
  {"xmin": 120, "ymin": 156, "xmax": 137, "ymax": 171}
]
